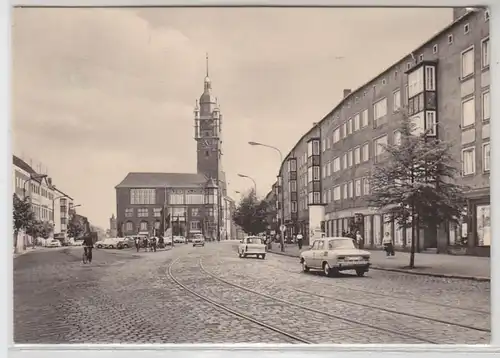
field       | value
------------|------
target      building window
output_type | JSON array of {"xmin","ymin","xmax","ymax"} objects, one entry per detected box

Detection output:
[
  {"xmin": 353, "ymin": 113, "xmax": 360, "ymax": 131},
  {"xmin": 354, "ymin": 147, "xmax": 361, "ymax": 165},
  {"xmin": 139, "ymin": 221, "xmax": 148, "ymax": 232},
  {"xmin": 448, "ymin": 34, "xmax": 453, "ymax": 44},
  {"xmin": 313, "ymin": 192, "xmax": 321, "ymax": 204},
  {"xmin": 322, "ymin": 139, "xmax": 326, "ymax": 152},
  {"xmin": 326, "ymin": 137, "xmax": 331, "ymax": 150},
  {"xmin": 153, "ymin": 208, "xmax": 162, "ymax": 217},
  {"xmin": 461, "ymin": 47, "xmax": 474, "ymax": 79},
  {"xmin": 373, "ymin": 98, "xmax": 387, "ymax": 124},
  {"xmin": 341, "ymin": 122, "xmax": 347, "ymax": 139},
  {"xmin": 374, "ymin": 135, "xmax": 388, "ymax": 160},
  {"xmin": 342, "ymin": 153, "xmax": 347, "ymax": 169},
  {"xmin": 186, "ymin": 191, "xmax": 204, "ymax": 205},
  {"xmin": 461, "ymin": 97, "xmax": 475, "ymax": 127},
  {"xmin": 348, "ymin": 181, "xmax": 353, "ymax": 198},
  {"xmin": 125, "ymin": 221, "xmax": 133, "ymax": 231},
  {"xmin": 355, "ymin": 179, "xmax": 362, "ymax": 197},
  {"xmin": 169, "ymin": 190, "xmax": 185, "ymax": 205},
  {"xmin": 333, "ymin": 157, "xmax": 340, "ymax": 172},
  {"xmin": 125, "ymin": 208, "xmax": 134, "ymax": 217},
  {"xmin": 483, "ymin": 143, "xmax": 490, "ymax": 172},
  {"xmin": 406, "ymin": 62, "xmax": 411, "ymax": 70},
  {"xmin": 333, "ymin": 127, "xmax": 340, "ymax": 143},
  {"xmin": 130, "ymin": 188, "xmax": 156, "ymax": 205},
  {"xmin": 462, "ymin": 147, "xmax": 476, "ymax": 175},
  {"xmin": 394, "ymin": 70, "xmax": 398, "ymax": 79},
  {"xmin": 425, "ymin": 111, "xmax": 437, "ymax": 136},
  {"xmin": 433, "ymin": 44, "xmax": 438, "ymax": 54},
  {"xmin": 347, "ymin": 150, "xmax": 353, "ymax": 168},
  {"xmin": 333, "ymin": 186, "xmax": 341, "ymax": 201},
  {"xmin": 408, "ymin": 66, "xmax": 424, "ymax": 98},
  {"xmin": 464, "ymin": 23, "xmax": 470, "ymax": 34},
  {"xmin": 190, "ymin": 221, "xmax": 201, "ymax": 231},
  {"xmin": 418, "ymin": 54, "xmax": 424, "ymax": 62},
  {"xmin": 363, "ymin": 178, "xmax": 370, "ymax": 195},
  {"xmin": 393, "ymin": 90, "xmax": 401, "ymax": 112},
  {"xmin": 425, "ymin": 66, "xmax": 436, "ymax": 91},
  {"xmin": 482, "ymin": 38, "xmax": 490, "ymax": 68},
  {"xmin": 312, "ymin": 141, "xmax": 320, "ymax": 155},
  {"xmin": 362, "ymin": 143, "xmax": 369, "ymax": 162},
  {"xmin": 191, "ymin": 207, "xmax": 199, "ymax": 216},
  {"xmin": 394, "ymin": 130, "xmax": 402, "ymax": 146},
  {"xmin": 312, "ymin": 166, "xmax": 320, "ymax": 181},
  {"xmin": 404, "ymin": 84, "xmax": 409, "ymax": 105},
  {"xmin": 327, "ymin": 162, "xmax": 332, "ymax": 176},
  {"xmin": 290, "ymin": 180, "xmax": 297, "ymax": 192},
  {"xmin": 359, "ymin": 109, "xmax": 368, "ymax": 128},
  {"xmin": 342, "ymin": 183, "xmax": 348, "ymax": 199},
  {"xmin": 485, "ymin": 9, "xmax": 490, "ymax": 21},
  {"xmin": 482, "ymin": 91, "xmax": 490, "ymax": 121},
  {"xmin": 347, "ymin": 118, "xmax": 353, "ymax": 135},
  {"xmin": 137, "ymin": 208, "xmax": 149, "ymax": 217}
]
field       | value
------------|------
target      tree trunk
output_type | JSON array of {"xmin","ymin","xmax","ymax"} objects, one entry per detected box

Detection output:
[{"xmin": 409, "ymin": 206, "xmax": 416, "ymax": 269}]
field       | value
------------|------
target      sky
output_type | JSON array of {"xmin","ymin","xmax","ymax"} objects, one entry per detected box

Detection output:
[{"xmin": 12, "ymin": 7, "xmax": 453, "ymax": 229}]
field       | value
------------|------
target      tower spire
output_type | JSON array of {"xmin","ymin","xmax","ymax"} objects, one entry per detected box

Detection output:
[{"xmin": 206, "ymin": 52, "xmax": 209, "ymax": 77}]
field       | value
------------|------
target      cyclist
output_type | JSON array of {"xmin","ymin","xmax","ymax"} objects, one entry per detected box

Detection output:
[{"xmin": 83, "ymin": 235, "xmax": 94, "ymax": 263}]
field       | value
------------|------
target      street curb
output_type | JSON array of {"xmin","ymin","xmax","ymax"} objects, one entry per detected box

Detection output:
[{"xmin": 267, "ymin": 250, "xmax": 490, "ymax": 282}]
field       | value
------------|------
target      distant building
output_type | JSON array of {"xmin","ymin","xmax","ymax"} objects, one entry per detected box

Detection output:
[
  {"xmin": 109, "ymin": 214, "xmax": 117, "ymax": 237},
  {"xmin": 115, "ymin": 57, "xmax": 234, "ymax": 240}
]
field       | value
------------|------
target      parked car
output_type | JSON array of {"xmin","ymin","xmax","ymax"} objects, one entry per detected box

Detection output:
[
  {"xmin": 73, "ymin": 240, "xmax": 84, "ymax": 246},
  {"xmin": 299, "ymin": 237, "xmax": 371, "ymax": 277},
  {"xmin": 238, "ymin": 236, "xmax": 266, "ymax": 259},
  {"xmin": 164, "ymin": 237, "xmax": 173, "ymax": 246},
  {"xmin": 95, "ymin": 240, "xmax": 106, "ymax": 249},
  {"xmin": 101, "ymin": 238, "xmax": 120, "ymax": 249},
  {"xmin": 173, "ymin": 236, "xmax": 186, "ymax": 244},
  {"xmin": 117, "ymin": 237, "xmax": 135, "ymax": 249},
  {"xmin": 47, "ymin": 239, "xmax": 62, "ymax": 248},
  {"xmin": 192, "ymin": 234, "xmax": 205, "ymax": 247}
]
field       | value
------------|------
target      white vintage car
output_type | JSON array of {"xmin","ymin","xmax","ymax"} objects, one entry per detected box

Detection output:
[
  {"xmin": 238, "ymin": 236, "xmax": 266, "ymax": 259},
  {"xmin": 192, "ymin": 234, "xmax": 205, "ymax": 247},
  {"xmin": 300, "ymin": 237, "xmax": 371, "ymax": 277}
]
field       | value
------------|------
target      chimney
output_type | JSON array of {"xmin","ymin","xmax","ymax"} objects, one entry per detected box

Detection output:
[
  {"xmin": 343, "ymin": 89, "xmax": 352, "ymax": 98},
  {"xmin": 47, "ymin": 178, "xmax": 52, "ymax": 186}
]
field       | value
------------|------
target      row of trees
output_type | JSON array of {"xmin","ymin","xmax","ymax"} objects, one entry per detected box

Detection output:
[
  {"xmin": 232, "ymin": 111, "xmax": 467, "ymax": 268},
  {"xmin": 13, "ymin": 193, "xmax": 86, "ymax": 250}
]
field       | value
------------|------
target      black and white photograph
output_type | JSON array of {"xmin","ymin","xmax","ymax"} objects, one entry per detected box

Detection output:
[{"xmin": 12, "ymin": 5, "xmax": 491, "ymax": 345}]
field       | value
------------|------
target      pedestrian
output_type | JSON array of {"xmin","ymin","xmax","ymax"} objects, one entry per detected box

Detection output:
[
  {"xmin": 151, "ymin": 236, "xmax": 157, "ymax": 252},
  {"xmin": 142, "ymin": 237, "xmax": 148, "ymax": 252},
  {"xmin": 382, "ymin": 232, "xmax": 395, "ymax": 257},
  {"xmin": 158, "ymin": 236, "xmax": 164, "ymax": 249},
  {"xmin": 297, "ymin": 232, "xmax": 303, "ymax": 250},
  {"xmin": 355, "ymin": 231, "xmax": 364, "ymax": 249},
  {"xmin": 134, "ymin": 236, "xmax": 140, "ymax": 252}
]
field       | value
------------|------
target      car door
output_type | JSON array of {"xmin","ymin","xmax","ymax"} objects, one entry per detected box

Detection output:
[
  {"xmin": 312, "ymin": 240, "xmax": 325, "ymax": 267},
  {"xmin": 306, "ymin": 240, "xmax": 318, "ymax": 268}
]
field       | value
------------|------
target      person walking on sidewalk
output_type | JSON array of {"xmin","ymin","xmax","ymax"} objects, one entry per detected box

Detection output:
[
  {"xmin": 382, "ymin": 232, "xmax": 395, "ymax": 257},
  {"xmin": 135, "ymin": 237, "xmax": 140, "ymax": 252},
  {"xmin": 297, "ymin": 233, "xmax": 303, "ymax": 250},
  {"xmin": 355, "ymin": 231, "xmax": 364, "ymax": 249}
]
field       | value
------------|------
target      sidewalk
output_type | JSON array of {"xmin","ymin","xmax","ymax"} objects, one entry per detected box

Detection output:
[{"xmin": 268, "ymin": 244, "xmax": 490, "ymax": 281}]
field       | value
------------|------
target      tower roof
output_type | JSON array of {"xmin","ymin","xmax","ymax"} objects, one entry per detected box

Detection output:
[{"xmin": 199, "ymin": 53, "xmax": 217, "ymax": 105}]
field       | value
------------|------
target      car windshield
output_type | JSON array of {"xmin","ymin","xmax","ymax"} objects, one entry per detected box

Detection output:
[
  {"xmin": 329, "ymin": 238, "xmax": 356, "ymax": 250},
  {"xmin": 246, "ymin": 238, "xmax": 263, "ymax": 244}
]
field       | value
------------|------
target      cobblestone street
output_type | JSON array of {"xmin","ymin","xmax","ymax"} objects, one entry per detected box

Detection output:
[{"xmin": 14, "ymin": 241, "xmax": 490, "ymax": 344}]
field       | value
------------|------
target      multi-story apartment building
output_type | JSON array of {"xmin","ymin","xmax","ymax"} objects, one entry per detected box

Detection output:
[
  {"xmin": 53, "ymin": 190, "xmax": 74, "ymax": 239},
  {"xmin": 275, "ymin": 8, "xmax": 490, "ymax": 256}
]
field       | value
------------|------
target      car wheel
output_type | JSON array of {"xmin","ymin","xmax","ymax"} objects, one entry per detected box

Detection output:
[
  {"xmin": 356, "ymin": 269, "xmax": 366, "ymax": 277},
  {"xmin": 97, "ymin": 245, "xmax": 102, "ymax": 249},
  {"xmin": 323, "ymin": 262, "xmax": 333, "ymax": 277},
  {"xmin": 301, "ymin": 261, "xmax": 310, "ymax": 272},
  {"xmin": 123, "ymin": 244, "xmax": 129, "ymax": 248}
]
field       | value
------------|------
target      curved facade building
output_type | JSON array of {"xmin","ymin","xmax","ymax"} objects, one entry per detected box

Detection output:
[{"xmin": 275, "ymin": 8, "xmax": 490, "ymax": 256}]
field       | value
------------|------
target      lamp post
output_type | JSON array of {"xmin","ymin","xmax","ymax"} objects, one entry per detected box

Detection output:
[
  {"xmin": 248, "ymin": 141, "xmax": 285, "ymax": 252},
  {"xmin": 237, "ymin": 173, "xmax": 257, "ymax": 195}
]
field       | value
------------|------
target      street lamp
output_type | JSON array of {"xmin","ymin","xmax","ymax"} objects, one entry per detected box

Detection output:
[
  {"xmin": 237, "ymin": 173, "xmax": 257, "ymax": 195},
  {"xmin": 248, "ymin": 141, "xmax": 285, "ymax": 252}
]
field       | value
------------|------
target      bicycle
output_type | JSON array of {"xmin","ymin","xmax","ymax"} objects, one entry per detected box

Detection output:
[{"xmin": 82, "ymin": 246, "xmax": 92, "ymax": 264}]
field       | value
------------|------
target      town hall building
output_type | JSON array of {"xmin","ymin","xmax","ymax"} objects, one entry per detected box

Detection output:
[{"xmin": 115, "ymin": 57, "xmax": 234, "ymax": 241}]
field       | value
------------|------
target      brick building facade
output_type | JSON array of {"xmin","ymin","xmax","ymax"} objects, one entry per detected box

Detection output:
[
  {"xmin": 115, "ymin": 57, "xmax": 233, "ymax": 240},
  {"xmin": 275, "ymin": 8, "xmax": 490, "ymax": 256}
]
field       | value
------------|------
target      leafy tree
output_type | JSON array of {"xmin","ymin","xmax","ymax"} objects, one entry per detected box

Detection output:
[
  {"xmin": 13, "ymin": 194, "xmax": 35, "ymax": 252},
  {"xmin": 368, "ymin": 110, "xmax": 466, "ymax": 268},
  {"xmin": 232, "ymin": 190, "xmax": 270, "ymax": 236},
  {"xmin": 38, "ymin": 221, "xmax": 54, "ymax": 240},
  {"xmin": 67, "ymin": 214, "xmax": 86, "ymax": 239}
]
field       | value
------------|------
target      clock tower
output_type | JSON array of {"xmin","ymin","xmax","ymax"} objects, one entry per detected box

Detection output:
[{"xmin": 194, "ymin": 54, "xmax": 226, "ymax": 195}]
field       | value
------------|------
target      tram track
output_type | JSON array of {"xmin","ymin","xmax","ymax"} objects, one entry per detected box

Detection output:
[
  {"xmin": 198, "ymin": 258, "xmax": 441, "ymax": 344},
  {"xmin": 167, "ymin": 257, "xmax": 313, "ymax": 344}
]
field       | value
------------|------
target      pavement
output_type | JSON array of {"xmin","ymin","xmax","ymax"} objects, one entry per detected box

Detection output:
[{"xmin": 267, "ymin": 244, "xmax": 490, "ymax": 281}]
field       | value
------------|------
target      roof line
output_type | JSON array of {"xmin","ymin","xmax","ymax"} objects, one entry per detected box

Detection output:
[{"xmin": 279, "ymin": 9, "xmax": 474, "ymax": 172}]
